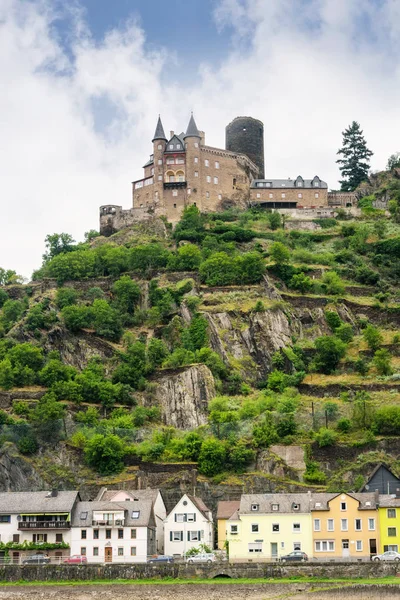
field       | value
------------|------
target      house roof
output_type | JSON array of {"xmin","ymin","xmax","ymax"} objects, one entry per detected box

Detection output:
[
  {"xmin": 164, "ymin": 134, "xmax": 186, "ymax": 153},
  {"xmin": 0, "ymin": 491, "xmax": 79, "ymax": 514},
  {"xmin": 152, "ymin": 116, "xmax": 167, "ymax": 142},
  {"xmin": 95, "ymin": 488, "xmax": 159, "ymax": 503},
  {"xmin": 217, "ymin": 501, "xmax": 240, "ymax": 520},
  {"xmin": 186, "ymin": 495, "xmax": 212, "ymax": 520},
  {"xmin": 143, "ymin": 157, "xmax": 154, "ymax": 168},
  {"xmin": 183, "ymin": 114, "xmax": 200, "ymax": 139},
  {"xmin": 251, "ymin": 177, "xmax": 328, "ymax": 189},
  {"xmin": 72, "ymin": 500, "xmax": 155, "ymax": 528},
  {"xmin": 310, "ymin": 492, "xmax": 378, "ymax": 511},
  {"xmin": 378, "ymin": 495, "xmax": 400, "ymax": 508},
  {"xmin": 236, "ymin": 493, "xmax": 314, "ymax": 516}
]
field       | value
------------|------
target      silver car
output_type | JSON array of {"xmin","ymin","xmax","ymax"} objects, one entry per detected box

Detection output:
[
  {"xmin": 186, "ymin": 553, "xmax": 216, "ymax": 564},
  {"xmin": 373, "ymin": 551, "xmax": 400, "ymax": 561}
]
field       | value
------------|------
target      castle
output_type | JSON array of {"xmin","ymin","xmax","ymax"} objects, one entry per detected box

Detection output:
[{"xmin": 99, "ymin": 114, "xmax": 338, "ymax": 236}]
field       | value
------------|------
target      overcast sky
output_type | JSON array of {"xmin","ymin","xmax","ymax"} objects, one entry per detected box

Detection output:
[{"xmin": 1, "ymin": 0, "xmax": 400, "ymax": 278}]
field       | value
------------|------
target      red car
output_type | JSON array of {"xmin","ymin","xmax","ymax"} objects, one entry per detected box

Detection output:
[{"xmin": 63, "ymin": 555, "xmax": 87, "ymax": 564}]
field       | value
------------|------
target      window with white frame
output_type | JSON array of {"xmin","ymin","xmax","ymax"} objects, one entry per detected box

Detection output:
[
  {"xmin": 172, "ymin": 190, "xmax": 178, "ymax": 197},
  {"xmin": 194, "ymin": 157, "xmax": 198, "ymax": 163},
  {"xmin": 388, "ymin": 509, "xmax": 397, "ymax": 519},
  {"xmin": 194, "ymin": 171, "xmax": 198, "ymax": 177},
  {"xmin": 281, "ymin": 193, "xmax": 286, "ymax": 198},
  {"xmin": 131, "ymin": 547, "xmax": 136, "ymax": 556},
  {"xmin": 214, "ymin": 177, "xmax": 218, "ymax": 185},
  {"xmin": 230, "ymin": 525, "xmax": 238, "ymax": 534},
  {"xmin": 269, "ymin": 193, "xmax": 273, "ymax": 198},
  {"xmin": 171, "ymin": 531, "xmax": 183, "ymax": 541},
  {"xmin": 315, "ymin": 540, "xmax": 335, "ymax": 552},
  {"xmin": 215, "ymin": 161, "xmax": 220, "ymax": 169},
  {"xmin": 169, "ymin": 144, "xmax": 174, "ymax": 150},
  {"xmin": 315, "ymin": 193, "xmax": 319, "ymax": 199},
  {"xmin": 341, "ymin": 519, "xmax": 348, "ymax": 531},
  {"xmin": 176, "ymin": 144, "xmax": 181, "ymax": 149},
  {"xmin": 272, "ymin": 523, "xmax": 279, "ymax": 532},
  {"xmin": 314, "ymin": 181, "xmax": 319, "ymax": 187},
  {"xmin": 314, "ymin": 519, "xmax": 321, "ymax": 532},
  {"xmin": 251, "ymin": 504, "xmax": 259, "ymax": 511},
  {"xmin": 187, "ymin": 189, "xmax": 191, "ymax": 195},
  {"xmin": 194, "ymin": 142, "xmax": 199, "ymax": 148},
  {"xmin": 251, "ymin": 524, "xmax": 259, "ymax": 533},
  {"xmin": 293, "ymin": 542, "xmax": 301, "ymax": 551},
  {"xmin": 248, "ymin": 543, "xmax": 262, "ymax": 553},
  {"xmin": 256, "ymin": 193, "xmax": 261, "ymax": 198},
  {"xmin": 158, "ymin": 144, "xmax": 162, "ymax": 150},
  {"xmin": 175, "ymin": 514, "xmax": 185, "ymax": 522},
  {"xmin": 206, "ymin": 192, "xmax": 210, "ymax": 198},
  {"xmin": 218, "ymin": 194, "xmax": 222, "ymax": 200},
  {"xmin": 188, "ymin": 531, "xmax": 201, "ymax": 541},
  {"xmin": 206, "ymin": 175, "xmax": 211, "ymax": 183},
  {"xmin": 368, "ymin": 518, "xmax": 375, "ymax": 531},
  {"xmin": 340, "ymin": 502, "xmax": 347, "ymax": 511},
  {"xmin": 93, "ymin": 547, "xmax": 99, "ymax": 556},
  {"xmin": 356, "ymin": 541, "xmax": 363, "ymax": 552},
  {"xmin": 298, "ymin": 193, "xmax": 302, "ymax": 198},
  {"xmin": 355, "ymin": 519, "xmax": 362, "ymax": 531},
  {"xmin": 272, "ymin": 504, "xmax": 279, "ymax": 511},
  {"xmin": 118, "ymin": 547, "xmax": 124, "ymax": 556},
  {"xmin": 293, "ymin": 523, "xmax": 301, "ymax": 533},
  {"xmin": 151, "ymin": 168, "xmax": 154, "ymax": 175},
  {"xmin": 205, "ymin": 159, "xmax": 209, "ymax": 167},
  {"xmin": 176, "ymin": 158, "xmax": 185, "ymax": 164},
  {"xmin": 187, "ymin": 514, "xmax": 196, "ymax": 522},
  {"xmin": 158, "ymin": 175, "xmax": 162, "ymax": 181},
  {"xmin": 327, "ymin": 519, "xmax": 334, "ymax": 531}
]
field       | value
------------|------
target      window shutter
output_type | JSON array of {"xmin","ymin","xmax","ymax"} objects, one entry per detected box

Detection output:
[
  {"xmin": 174, "ymin": 514, "xmax": 177, "ymax": 522},
  {"xmin": 193, "ymin": 514, "xmax": 196, "ymax": 522},
  {"xmin": 44, "ymin": 534, "xmax": 47, "ymax": 542},
  {"xmin": 198, "ymin": 531, "xmax": 201, "ymax": 540},
  {"xmin": 170, "ymin": 532, "xmax": 172, "ymax": 541},
  {"xmin": 180, "ymin": 532, "xmax": 183, "ymax": 541},
  {"xmin": 187, "ymin": 531, "xmax": 190, "ymax": 541}
]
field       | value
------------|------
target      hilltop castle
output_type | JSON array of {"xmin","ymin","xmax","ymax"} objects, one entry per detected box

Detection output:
[{"xmin": 100, "ymin": 114, "xmax": 334, "ymax": 236}]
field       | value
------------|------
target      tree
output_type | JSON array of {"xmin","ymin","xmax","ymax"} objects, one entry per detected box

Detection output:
[
  {"xmin": 321, "ymin": 271, "xmax": 345, "ymax": 295},
  {"xmin": 313, "ymin": 336, "xmax": 347, "ymax": 374},
  {"xmin": 182, "ymin": 315, "xmax": 209, "ymax": 352},
  {"xmin": 387, "ymin": 153, "xmax": 400, "ymax": 171},
  {"xmin": 372, "ymin": 406, "xmax": 400, "ymax": 435},
  {"xmin": 289, "ymin": 273, "xmax": 313, "ymax": 293},
  {"xmin": 31, "ymin": 393, "xmax": 65, "ymax": 442},
  {"xmin": 270, "ymin": 242, "xmax": 290, "ymax": 265},
  {"xmin": 91, "ymin": 300, "xmax": 122, "ymax": 341},
  {"xmin": 198, "ymin": 437, "xmax": 226, "ymax": 476},
  {"xmin": 43, "ymin": 233, "xmax": 76, "ymax": 262},
  {"xmin": 335, "ymin": 323, "xmax": 354, "ymax": 343},
  {"xmin": 62, "ymin": 305, "xmax": 91, "ymax": 332},
  {"xmin": 55, "ymin": 287, "xmax": 79, "ymax": 309},
  {"xmin": 336, "ymin": 121, "xmax": 373, "ymax": 191},
  {"xmin": 363, "ymin": 324, "xmax": 383, "ymax": 351},
  {"xmin": 147, "ymin": 338, "xmax": 168, "ymax": 369},
  {"xmin": 112, "ymin": 276, "xmax": 141, "ymax": 315},
  {"xmin": 169, "ymin": 244, "xmax": 202, "ymax": 271},
  {"xmin": 84, "ymin": 433, "xmax": 126, "ymax": 474},
  {"xmin": 0, "ymin": 268, "xmax": 23, "ymax": 286},
  {"xmin": 373, "ymin": 349, "xmax": 392, "ymax": 376},
  {"xmin": 267, "ymin": 212, "xmax": 281, "ymax": 230}
]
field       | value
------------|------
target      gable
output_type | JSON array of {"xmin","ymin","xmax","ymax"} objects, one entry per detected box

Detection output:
[
  {"xmin": 362, "ymin": 465, "xmax": 400, "ymax": 494},
  {"xmin": 165, "ymin": 135, "xmax": 185, "ymax": 153}
]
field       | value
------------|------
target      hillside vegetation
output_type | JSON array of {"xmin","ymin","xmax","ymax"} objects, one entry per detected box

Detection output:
[{"xmin": 1, "ymin": 181, "xmax": 400, "ymax": 497}]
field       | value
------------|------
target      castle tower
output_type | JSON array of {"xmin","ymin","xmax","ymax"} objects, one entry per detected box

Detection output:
[
  {"xmin": 183, "ymin": 113, "xmax": 202, "ymax": 210},
  {"xmin": 152, "ymin": 115, "xmax": 168, "ymax": 209},
  {"xmin": 225, "ymin": 116, "xmax": 265, "ymax": 179}
]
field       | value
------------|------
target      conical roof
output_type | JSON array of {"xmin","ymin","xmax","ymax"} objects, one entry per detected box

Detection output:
[
  {"xmin": 183, "ymin": 113, "xmax": 200, "ymax": 139},
  {"xmin": 152, "ymin": 116, "xmax": 167, "ymax": 142}
]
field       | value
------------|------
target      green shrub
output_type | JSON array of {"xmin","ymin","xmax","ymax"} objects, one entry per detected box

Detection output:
[
  {"xmin": 84, "ymin": 433, "xmax": 126, "ymax": 474},
  {"xmin": 313, "ymin": 336, "xmax": 347, "ymax": 374},
  {"xmin": 372, "ymin": 406, "xmax": 400, "ymax": 435},
  {"xmin": 363, "ymin": 325, "xmax": 383, "ymax": 351},
  {"xmin": 321, "ymin": 271, "xmax": 345, "ymax": 295},
  {"xmin": 198, "ymin": 438, "xmax": 226, "ymax": 476},
  {"xmin": 55, "ymin": 287, "xmax": 79, "ymax": 309},
  {"xmin": 336, "ymin": 418, "xmax": 351, "ymax": 433},
  {"xmin": 335, "ymin": 323, "xmax": 354, "ymax": 343},
  {"xmin": 315, "ymin": 427, "xmax": 337, "ymax": 447},
  {"xmin": 373, "ymin": 349, "xmax": 393, "ymax": 376},
  {"xmin": 325, "ymin": 311, "xmax": 342, "ymax": 331}
]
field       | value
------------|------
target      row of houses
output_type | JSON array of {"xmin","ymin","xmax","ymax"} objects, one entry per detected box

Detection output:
[{"xmin": 0, "ymin": 489, "xmax": 213, "ymax": 564}]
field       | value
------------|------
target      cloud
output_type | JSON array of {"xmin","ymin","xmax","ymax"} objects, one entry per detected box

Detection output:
[{"xmin": 1, "ymin": 0, "xmax": 400, "ymax": 277}]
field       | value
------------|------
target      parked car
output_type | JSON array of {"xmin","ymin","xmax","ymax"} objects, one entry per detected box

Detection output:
[
  {"xmin": 22, "ymin": 554, "xmax": 50, "ymax": 565},
  {"xmin": 280, "ymin": 551, "xmax": 308, "ymax": 563},
  {"xmin": 186, "ymin": 553, "xmax": 216, "ymax": 565},
  {"xmin": 373, "ymin": 551, "xmax": 400, "ymax": 562},
  {"xmin": 148, "ymin": 555, "xmax": 174, "ymax": 564},
  {"xmin": 63, "ymin": 555, "xmax": 88, "ymax": 564}
]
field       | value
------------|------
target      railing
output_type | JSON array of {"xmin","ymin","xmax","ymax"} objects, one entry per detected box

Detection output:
[
  {"xmin": 18, "ymin": 521, "xmax": 71, "ymax": 530},
  {"xmin": 91, "ymin": 520, "xmax": 125, "ymax": 527}
]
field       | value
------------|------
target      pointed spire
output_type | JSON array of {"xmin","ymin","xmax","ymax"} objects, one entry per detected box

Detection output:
[
  {"xmin": 183, "ymin": 112, "xmax": 200, "ymax": 139},
  {"xmin": 152, "ymin": 115, "xmax": 167, "ymax": 143}
]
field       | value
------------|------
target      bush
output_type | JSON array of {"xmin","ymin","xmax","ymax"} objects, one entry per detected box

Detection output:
[
  {"xmin": 313, "ymin": 336, "xmax": 347, "ymax": 374},
  {"xmin": 373, "ymin": 349, "xmax": 393, "ymax": 376},
  {"xmin": 363, "ymin": 325, "xmax": 383, "ymax": 351},
  {"xmin": 354, "ymin": 358, "xmax": 369, "ymax": 376},
  {"xmin": 62, "ymin": 305, "xmax": 91, "ymax": 332},
  {"xmin": 289, "ymin": 273, "xmax": 313, "ymax": 293},
  {"xmin": 325, "ymin": 311, "xmax": 342, "ymax": 331},
  {"xmin": 321, "ymin": 271, "xmax": 345, "ymax": 295},
  {"xmin": 112, "ymin": 277, "xmax": 141, "ymax": 315},
  {"xmin": 335, "ymin": 323, "xmax": 354, "ymax": 343},
  {"xmin": 315, "ymin": 427, "xmax": 337, "ymax": 447},
  {"xmin": 197, "ymin": 438, "xmax": 226, "ymax": 476},
  {"xmin": 270, "ymin": 242, "xmax": 290, "ymax": 264},
  {"xmin": 18, "ymin": 435, "xmax": 38, "ymax": 455},
  {"xmin": 55, "ymin": 287, "xmax": 79, "ymax": 309},
  {"xmin": 372, "ymin": 406, "xmax": 400, "ymax": 435},
  {"xmin": 337, "ymin": 418, "xmax": 351, "ymax": 433},
  {"xmin": 84, "ymin": 434, "xmax": 126, "ymax": 474},
  {"xmin": 168, "ymin": 244, "xmax": 202, "ymax": 271}
]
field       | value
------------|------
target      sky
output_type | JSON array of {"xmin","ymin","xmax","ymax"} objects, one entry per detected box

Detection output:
[{"xmin": 1, "ymin": 0, "xmax": 400, "ymax": 278}]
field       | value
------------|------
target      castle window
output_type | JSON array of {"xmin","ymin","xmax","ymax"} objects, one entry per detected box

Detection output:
[
  {"xmin": 176, "ymin": 144, "xmax": 181, "ymax": 149},
  {"xmin": 176, "ymin": 171, "xmax": 185, "ymax": 182},
  {"xmin": 194, "ymin": 171, "xmax": 198, "ymax": 177},
  {"xmin": 188, "ymin": 189, "xmax": 191, "ymax": 195},
  {"xmin": 315, "ymin": 193, "xmax": 319, "ymax": 199},
  {"xmin": 158, "ymin": 159, "xmax": 162, "ymax": 165},
  {"xmin": 214, "ymin": 177, "xmax": 218, "ymax": 185},
  {"xmin": 173, "ymin": 204, "xmax": 177, "ymax": 208},
  {"xmin": 281, "ymin": 193, "xmax": 286, "ymax": 198},
  {"xmin": 314, "ymin": 181, "xmax": 319, "ymax": 187},
  {"xmin": 172, "ymin": 190, "xmax": 178, "ymax": 197},
  {"xmin": 233, "ymin": 178, "xmax": 237, "ymax": 187},
  {"xmin": 157, "ymin": 144, "xmax": 162, "ymax": 150},
  {"xmin": 166, "ymin": 158, "xmax": 175, "ymax": 165},
  {"xmin": 256, "ymin": 193, "xmax": 261, "ymax": 198},
  {"xmin": 206, "ymin": 192, "xmax": 210, "ymax": 198},
  {"xmin": 297, "ymin": 181, "xmax": 303, "ymax": 187},
  {"xmin": 169, "ymin": 144, "xmax": 174, "ymax": 150},
  {"xmin": 158, "ymin": 175, "xmax": 162, "ymax": 181},
  {"xmin": 176, "ymin": 158, "xmax": 185, "ymax": 164},
  {"xmin": 298, "ymin": 193, "xmax": 302, "ymax": 198},
  {"xmin": 193, "ymin": 202, "xmax": 197, "ymax": 206},
  {"xmin": 194, "ymin": 142, "xmax": 199, "ymax": 148},
  {"xmin": 218, "ymin": 194, "xmax": 222, "ymax": 200},
  {"xmin": 194, "ymin": 157, "xmax": 198, "ymax": 164},
  {"xmin": 215, "ymin": 161, "xmax": 220, "ymax": 169},
  {"xmin": 151, "ymin": 168, "xmax": 154, "ymax": 175},
  {"xmin": 206, "ymin": 175, "xmax": 211, "ymax": 183},
  {"xmin": 205, "ymin": 159, "xmax": 209, "ymax": 167},
  {"xmin": 269, "ymin": 193, "xmax": 273, "ymax": 198}
]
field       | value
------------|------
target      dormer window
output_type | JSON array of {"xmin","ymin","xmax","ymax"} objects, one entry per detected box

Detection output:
[
  {"xmin": 272, "ymin": 504, "xmax": 279, "ymax": 511},
  {"xmin": 251, "ymin": 504, "xmax": 259, "ymax": 512},
  {"xmin": 314, "ymin": 181, "xmax": 319, "ymax": 187},
  {"xmin": 169, "ymin": 144, "xmax": 174, "ymax": 150},
  {"xmin": 131, "ymin": 511, "xmax": 140, "ymax": 519},
  {"xmin": 297, "ymin": 182, "xmax": 302, "ymax": 187},
  {"xmin": 292, "ymin": 503, "xmax": 300, "ymax": 511},
  {"xmin": 176, "ymin": 144, "xmax": 181, "ymax": 149},
  {"xmin": 80, "ymin": 512, "xmax": 88, "ymax": 520}
]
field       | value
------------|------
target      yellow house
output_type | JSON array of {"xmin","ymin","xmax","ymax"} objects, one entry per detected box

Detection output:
[
  {"xmin": 311, "ymin": 493, "xmax": 379, "ymax": 559},
  {"xmin": 378, "ymin": 496, "xmax": 400, "ymax": 553},
  {"xmin": 226, "ymin": 494, "xmax": 313, "ymax": 562},
  {"xmin": 216, "ymin": 501, "xmax": 240, "ymax": 550}
]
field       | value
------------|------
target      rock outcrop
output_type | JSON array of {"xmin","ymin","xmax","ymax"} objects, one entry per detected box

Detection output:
[{"xmin": 152, "ymin": 364, "xmax": 215, "ymax": 429}]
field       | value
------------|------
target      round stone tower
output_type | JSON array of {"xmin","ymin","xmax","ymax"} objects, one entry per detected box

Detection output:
[{"xmin": 225, "ymin": 116, "xmax": 265, "ymax": 179}]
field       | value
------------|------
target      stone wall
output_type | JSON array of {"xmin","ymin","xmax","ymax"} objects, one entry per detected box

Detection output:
[
  {"xmin": 99, "ymin": 205, "xmax": 159, "ymax": 236},
  {"xmin": 0, "ymin": 561, "xmax": 399, "ymax": 582}
]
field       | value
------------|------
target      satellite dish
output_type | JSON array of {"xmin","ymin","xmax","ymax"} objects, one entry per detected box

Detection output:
[{"xmin": 365, "ymin": 485, "xmax": 370, "ymax": 490}]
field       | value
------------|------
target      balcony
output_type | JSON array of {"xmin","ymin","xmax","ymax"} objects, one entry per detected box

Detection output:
[
  {"xmin": 164, "ymin": 181, "xmax": 187, "ymax": 189},
  {"xmin": 18, "ymin": 521, "xmax": 71, "ymax": 530},
  {"xmin": 92, "ymin": 519, "xmax": 125, "ymax": 527}
]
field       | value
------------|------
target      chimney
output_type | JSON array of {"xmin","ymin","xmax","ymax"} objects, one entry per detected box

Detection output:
[
  {"xmin": 51, "ymin": 489, "xmax": 58, "ymax": 497},
  {"xmin": 396, "ymin": 488, "xmax": 400, "ymax": 499},
  {"xmin": 170, "ymin": 130, "xmax": 175, "ymax": 138},
  {"xmin": 199, "ymin": 130, "xmax": 205, "ymax": 146}
]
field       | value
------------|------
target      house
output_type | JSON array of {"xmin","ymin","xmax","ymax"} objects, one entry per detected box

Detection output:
[
  {"xmin": 361, "ymin": 464, "xmax": 400, "ymax": 495},
  {"xmin": 0, "ymin": 490, "xmax": 79, "ymax": 564},
  {"xmin": 70, "ymin": 496, "xmax": 159, "ymax": 563},
  {"xmin": 216, "ymin": 500, "xmax": 240, "ymax": 550},
  {"xmin": 250, "ymin": 176, "xmax": 328, "ymax": 209},
  {"xmin": 225, "ymin": 494, "xmax": 313, "ymax": 561},
  {"xmin": 95, "ymin": 488, "xmax": 166, "ymax": 555},
  {"xmin": 377, "ymin": 494, "xmax": 400, "ymax": 553},
  {"xmin": 311, "ymin": 492, "xmax": 379, "ymax": 559},
  {"xmin": 164, "ymin": 494, "xmax": 214, "ymax": 557}
]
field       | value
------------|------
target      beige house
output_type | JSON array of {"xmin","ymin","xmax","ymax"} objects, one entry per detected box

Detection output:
[{"xmin": 250, "ymin": 176, "xmax": 328, "ymax": 209}]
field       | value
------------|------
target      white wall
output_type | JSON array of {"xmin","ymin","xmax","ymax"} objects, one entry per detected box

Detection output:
[
  {"xmin": 0, "ymin": 515, "xmax": 71, "ymax": 546},
  {"xmin": 164, "ymin": 495, "xmax": 213, "ymax": 557},
  {"xmin": 70, "ymin": 525, "xmax": 149, "ymax": 563}
]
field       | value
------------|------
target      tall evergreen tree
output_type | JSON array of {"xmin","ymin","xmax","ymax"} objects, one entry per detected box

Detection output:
[{"xmin": 336, "ymin": 121, "xmax": 373, "ymax": 191}]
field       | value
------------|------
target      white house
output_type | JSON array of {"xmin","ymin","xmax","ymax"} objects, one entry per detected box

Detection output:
[
  {"xmin": 0, "ymin": 490, "xmax": 79, "ymax": 563},
  {"xmin": 95, "ymin": 488, "xmax": 166, "ymax": 556},
  {"xmin": 71, "ymin": 489, "xmax": 166, "ymax": 563},
  {"xmin": 164, "ymin": 494, "xmax": 214, "ymax": 557}
]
